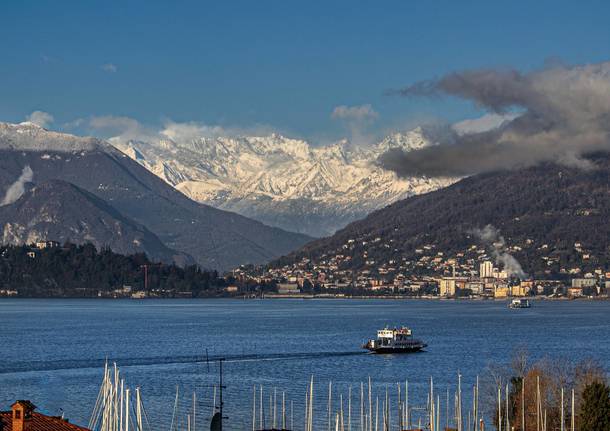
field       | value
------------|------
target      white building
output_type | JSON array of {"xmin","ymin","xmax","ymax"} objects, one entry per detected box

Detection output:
[
  {"xmin": 277, "ymin": 283, "xmax": 300, "ymax": 294},
  {"xmin": 479, "ymin": 261, "xmax": 493, "ymax": 278},
  {"xmin": 439, "ymin": 278, "xmax": 456, "ymax": 297},
  {"xmin": 493, "ymin": 269, "xmax": 509, "ymax": 280},
  {"xmin": 571, "ymin": 278, "xmax": 597, "ymax": 288}
]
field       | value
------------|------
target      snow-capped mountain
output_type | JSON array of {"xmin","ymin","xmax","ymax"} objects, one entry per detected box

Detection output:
[
  {"xmin": 0, "ymin": 122, "xmax": 311, "ymax": 270},
  {"xmin": 113, "ymin": 127, "xmax": 457, "ymax": 237}
]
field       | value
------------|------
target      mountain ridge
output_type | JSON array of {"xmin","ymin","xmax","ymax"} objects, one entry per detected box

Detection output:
[
  {"xmin": 0, "ymin": 122, "xmax": 311, "ymax": 270},
  {"xmin": 114, "ymin": 127, "xmax": 456, "ymax": 237},
  {"xmin": 272, "ymin": 153, "xmax": 610, "ymax": 277},
  {"xmin": 0, "ymin": 179, "xmax": 193, "ymax": 264}
]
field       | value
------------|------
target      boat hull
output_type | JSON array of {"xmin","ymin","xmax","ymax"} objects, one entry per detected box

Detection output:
[{"xmin": 364, "ymin": 344, "xmax": 427, "ymax": 354}]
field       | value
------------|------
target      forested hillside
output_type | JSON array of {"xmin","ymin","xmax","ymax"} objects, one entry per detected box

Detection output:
[
  {"xmin": 274, "ymin": 153, "xmax": 610, "ymax": 278},
  {"xmin": 0, "ymin": 243, "xmax": 228, "ymax": 297}
]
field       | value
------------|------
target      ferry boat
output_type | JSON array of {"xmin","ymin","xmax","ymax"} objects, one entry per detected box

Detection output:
[
  {"xmin": 363, "ymin": 326, "xmax": 427, "ymax": 354},
  {"xmin": 508, "ymin": 298, "xmax": 531, "ymax": 309}
]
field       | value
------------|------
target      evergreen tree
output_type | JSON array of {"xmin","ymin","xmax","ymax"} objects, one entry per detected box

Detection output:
[{"xmin": 580, "ymin": 381, "xmax": 610, "ymax": 431}]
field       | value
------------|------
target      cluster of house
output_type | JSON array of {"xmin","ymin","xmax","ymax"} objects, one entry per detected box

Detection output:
[
  {"xmin": 0, "ymin": 240, "xmax": 61, "ymax": 262},
  {"xmin": 234, "ymin": 238, "xmax": 610, "ymax": 299}
]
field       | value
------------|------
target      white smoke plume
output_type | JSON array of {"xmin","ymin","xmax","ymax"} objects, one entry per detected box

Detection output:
[
  {"xmin": 471, "ymin": 225, "xmax": 527, "ymax": 279},
  {"xmin": 1, "ymin": 166, "xmax": 34, "ymax": 206}
]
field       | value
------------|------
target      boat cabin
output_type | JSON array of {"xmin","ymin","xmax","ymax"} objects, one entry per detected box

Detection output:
[{"xmin": 376, "ymin": 327, "xmax": 412, "ymax": 344}]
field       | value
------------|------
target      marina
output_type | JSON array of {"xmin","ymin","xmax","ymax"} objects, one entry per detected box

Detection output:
[{"xmin": 87, "ymin": 361, "xmax": 583, "ymax": 431}]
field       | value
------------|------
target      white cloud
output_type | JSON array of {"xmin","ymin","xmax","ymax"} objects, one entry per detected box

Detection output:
[
  {"xmin": 331, "ymin": 104, "xmax": 379, "ymax": 123},
  {"xmin": 160, "ymin": 121, "xmax": 228, "ymax": 143},
  {"xmin": 25, "ymin": 111, "xmax": 54, "ymax": 128},
  {"xmin": 101, "ymin": 63, "xmax": 118, "ymax": 73},
  {"xmin": 452, "ymin": 112, "xmax": 520, "ymax": 135},
  {"xmin": 62, "ymin": 118, "xmax": 85, "ymax": 129},
  {"xmin": 88, "ymin": 115, "xmax": 156, "ymax": 144},
  {"xmin": 330, "ymin": 104, "xmax": 379, "ymax": 146},
  {"xmin": 86, "ymin": 116, "xmax": 230, "ymax": 146}
]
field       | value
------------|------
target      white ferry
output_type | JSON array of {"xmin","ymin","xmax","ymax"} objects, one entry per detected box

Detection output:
[
  {"xmin": 363, "ymin": 326, "xmax": 427, "ymax": 354},
  {"xmin": 509, "ymin": 298, "xmax": 531, "ymax": 309}
]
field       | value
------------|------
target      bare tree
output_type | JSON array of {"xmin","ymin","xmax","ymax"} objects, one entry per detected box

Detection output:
[{"xmin": 485, "ymin": 350, "xmax": 607, "ymax": 430}]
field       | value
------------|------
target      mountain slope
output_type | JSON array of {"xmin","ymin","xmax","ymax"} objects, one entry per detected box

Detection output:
[
  {"xmin": 0, "ymin": 180, "xmax": 192, "ymax": 264},
  {"xmin": 274, "ymin": 154, "xmax": 610, "ymax": 276},
  {"xmin": 0, "ymin": 122, "xmax": 311, "ymax": 270},
  {"xmin": 114, "ymin": 128, "xmax": 456, "ymax": 237}
]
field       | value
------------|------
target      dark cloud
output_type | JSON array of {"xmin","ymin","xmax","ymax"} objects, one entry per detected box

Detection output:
[{"xmin": 380, "ymin": 62, "xmax": 610, "ymax": 177}]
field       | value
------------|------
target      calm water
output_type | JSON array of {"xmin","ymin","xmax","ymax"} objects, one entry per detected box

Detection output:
[{"xmin": 0, "ymin": 299, "xmax": 608, "ymax": 430}]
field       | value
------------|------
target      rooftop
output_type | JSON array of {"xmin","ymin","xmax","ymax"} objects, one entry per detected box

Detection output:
[{"xmin": 1, "ymin": 401, "xmax": 90, "ymax": 431}]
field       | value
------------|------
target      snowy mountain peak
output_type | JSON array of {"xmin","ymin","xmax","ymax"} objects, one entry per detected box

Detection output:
[
  {"xmin": 0, "ymin": 122, "xmax": 107, "ymax": 153},
  {"xmin": 17, "ymin": 121, "xmax": 45, "ymax": 129},
  {"xmin": 374, "ymin": 127, "xmax": 434, "ymax": 154},
  {"xmin": 114, "ymin": 128, "xmax": 457, "ymax": 237}
]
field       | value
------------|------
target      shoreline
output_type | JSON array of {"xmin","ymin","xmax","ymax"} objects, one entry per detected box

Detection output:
[{"xmin": 0, "ymin": 295, "xmax": 608, "ymax": 301}]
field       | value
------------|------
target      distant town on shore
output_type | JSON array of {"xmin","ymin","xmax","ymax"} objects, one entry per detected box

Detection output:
[
  {"xmin": 234, "ymin": 236, "xmax": 610, "ymax": 301},
  {"xmin": 0, "ymin": 240, "xmax": 608, "ymax": 300}
]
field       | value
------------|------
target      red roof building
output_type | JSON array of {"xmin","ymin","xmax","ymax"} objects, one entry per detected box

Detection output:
[{"xmin": 0, "ymin": 401, "xmax": 90, "ymax": 431}]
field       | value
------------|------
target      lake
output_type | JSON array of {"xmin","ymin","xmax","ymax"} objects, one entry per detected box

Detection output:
[{"xmin": 0, "ymin": 299, "xmax": 608, "ymax": 430}]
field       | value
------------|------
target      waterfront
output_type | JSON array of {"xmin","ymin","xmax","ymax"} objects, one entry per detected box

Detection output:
[{"xmin": 1, "ymin": 299, "xmax": 608, "ymax": 430}]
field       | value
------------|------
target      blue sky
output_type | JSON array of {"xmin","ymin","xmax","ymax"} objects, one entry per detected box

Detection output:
[{"xmin": 1, "ymin": 0, "xmax": 610, "ymax": 143}]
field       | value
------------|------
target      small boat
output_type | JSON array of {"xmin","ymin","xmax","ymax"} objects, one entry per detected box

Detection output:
[
  {"xmin": 508, "ymin": 298, "xmax": 531, "ymax": 309},
  {"xmin": 363, "ymin": 326, "xmax": 427, "ymax": 354}
]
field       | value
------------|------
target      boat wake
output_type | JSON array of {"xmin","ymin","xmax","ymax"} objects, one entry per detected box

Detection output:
[{"xmin": 0, "ymin": 351, "xmax": 365, "ymax": 374}]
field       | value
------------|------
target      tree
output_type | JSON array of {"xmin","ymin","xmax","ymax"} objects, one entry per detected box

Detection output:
[
  {"xmin": 0, "ymin": 243, "xmax": 225, "ymax": 297},
  {"xmin": 485, "ymin": 351, "xmax": 607, "ymax": 431},
  {"xmin": 580, "ymin": 381, "xmax": 610, "ymax": 431}
]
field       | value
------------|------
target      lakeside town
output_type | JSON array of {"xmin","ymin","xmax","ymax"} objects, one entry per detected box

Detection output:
[
  {"xmin": 231, "ymin": 236, "xmax": 610, "ymax": 301},
  {"xmin": 1, "ymin": 239, "xmax": 609, "ymax": 300}
]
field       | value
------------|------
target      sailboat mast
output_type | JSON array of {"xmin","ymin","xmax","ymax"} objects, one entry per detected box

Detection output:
[
  {"xmin": 219, "ymin": 359, "xmax": 224, "ymax": 431},
  {"xmin": 505, "ymin": 384, "xmax": 509, "ymax": 431},
  {"xmin": 193, "ymin": 392, "xmax": 196, "ymax": 431},
  {"xmin": 252, "ymin": 386, "xmax": 256, "ymax": 431},
  {"xmin": 328, "ymin": 381, "xmax": 333, "ymax": 431},
  {"xmin": 405, "ymin": 380, "xmax": 409, "ymax": 429},
  {"xmin": 498, "ymin": 385, "xmax": 502, "ymax": 431},
  {"xmin": 135, "ymin": 388, "xmax": 142, "ymax": 431},
  {"xmin": 348, "ymin": 386, "xmax": 352, "ymax": 431},
  {"xmin": 561, "ymin": 387, "xmax": 564, "ymax": 431},
  {"xmin": 458, "ymin": 374, "xmax": 462, "ymax": 431},
  {"xmin": 124, "ymin": 388, "xmax": 130, "ymax": 431},
  {"xmin": 282, "ymin": 391, "xmax": 286, "ymax": 430},
  {"xmin": 522, "ymin": 377, "xmax": 525, "ymax": 431},
  {"xmin": 260, "ymin": 386, "xmax": 263, "ymax": 431},
  {"xmin": 368, "ymin": 378, "xmax": 372, "ymax": 431},
  {"xmin": 119, "ymin": 380, "xmax": 124, "ymax": 431},
  {"xmin": 571, "ymin": 389, "xmax": 575, "ymax": 431}
]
